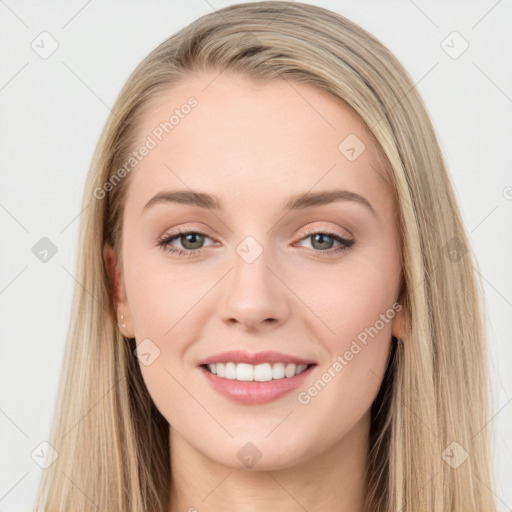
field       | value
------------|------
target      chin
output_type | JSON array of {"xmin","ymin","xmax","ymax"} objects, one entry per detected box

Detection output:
[{"xmin": 204, "ymin": 437, "xmax": 312, "ymax": 472}]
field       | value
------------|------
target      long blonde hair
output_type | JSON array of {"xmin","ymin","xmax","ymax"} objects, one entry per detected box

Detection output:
[{"xmin": 34, "ymin": 2, "xmax": 496, "ymax": 511}]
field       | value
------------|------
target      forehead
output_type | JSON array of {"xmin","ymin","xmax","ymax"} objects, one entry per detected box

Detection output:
[{"xmin": 126, "ymin": 71, "xmax": 392, "ymax": 212}]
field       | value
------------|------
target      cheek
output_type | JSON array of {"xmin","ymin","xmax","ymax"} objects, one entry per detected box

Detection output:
[
  {"xmin": 123, "ymin": 252, "xmax": 209, "ymax": 417},
  {"xmin": 301, "ymin": 257, "xmax": 398, "ymax": 345},
  {"xmin": 295, "ymin": 265, "xmax": 394, "ymax": 440},
  {"xmin": 295, "ymin": 257, "xmax": 397, "ymax": 409},
  {"xmin": 124, "ymin": 248, "xmax": 201, "ymax": 338}
]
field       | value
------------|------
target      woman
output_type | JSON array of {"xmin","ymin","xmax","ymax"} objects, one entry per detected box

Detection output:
[{"xmin": 34, "ymin": 2, "xmax": 497, "ymax": 511}]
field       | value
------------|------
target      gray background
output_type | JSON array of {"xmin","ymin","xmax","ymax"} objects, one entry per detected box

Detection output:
[{"xmin": 1, "ymin": 0, "xmax": 511, "ymax": 510}]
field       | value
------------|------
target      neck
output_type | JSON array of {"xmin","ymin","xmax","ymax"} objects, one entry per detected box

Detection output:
[{"xmin": 169, "ymin": 412, "xmax": 370, "ymax": 512}]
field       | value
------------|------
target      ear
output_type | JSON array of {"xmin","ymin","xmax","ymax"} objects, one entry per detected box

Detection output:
[
  {"xmin": 103, "ymin": 241, "xmax": 135, "ymax": 338},
  {"xmin": 391, "ymin": 292, "xmax": 408, "ymax": 342}
]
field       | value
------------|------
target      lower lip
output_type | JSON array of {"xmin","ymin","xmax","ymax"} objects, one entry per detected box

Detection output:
[{"xmin": 199, "ymin": 364, "xmax": 316, "ymax": 405}]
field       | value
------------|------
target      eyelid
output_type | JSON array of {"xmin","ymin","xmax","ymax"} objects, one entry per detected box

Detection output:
[
  {"xmin": 160, "ymin": 224, "xmax": 215, "ymax": 238},
  {"xmin": 296, "ymin": 224, "xmax": 352, "ymax": 241},
  {"xmin": 158, "ymin": 226, "xmax": 216, "ymax": 246}
]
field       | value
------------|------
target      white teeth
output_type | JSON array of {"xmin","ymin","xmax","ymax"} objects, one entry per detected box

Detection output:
[
  {"xmin": 236, "ymin": 363, "xmax": 254, "ymax": 381},
  {"xmin": 284, "ymin": 363, "xmax": 296, "ymax": 378},
  {"xmin": 254, "ymin": 363, "xmax": 273, "ymax": 381},
  {"xmin": 272, "ymin": 362, "xmax": 285, "ymax": 379},
  {"xmin": 205, "ymin": 362, "xmax": 310, "ymax": 381},
  {"xmin": 296, "ymin": 364, "xmax": 308, "ymax": 375},
  {"xmin": 225, "ymin": 362, "xmax": 237, "ymax": 379}
]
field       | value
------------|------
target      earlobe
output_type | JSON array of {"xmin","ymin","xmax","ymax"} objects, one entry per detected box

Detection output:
[{"xmin": 391, "ymin": 305, "xmax": 408, "ymax": 343}]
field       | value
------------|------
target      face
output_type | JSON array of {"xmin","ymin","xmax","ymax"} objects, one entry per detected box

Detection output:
[{"xmin": 106, "ymin": 70, "xmax": 406, "ymax": 470}]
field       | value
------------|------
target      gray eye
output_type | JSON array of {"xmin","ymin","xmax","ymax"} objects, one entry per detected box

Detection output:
[
  {"xmin": 179, "ymin": 233, "xmax": 206, "ymax": 250},
  {"xmin": 308, "ymin": 233, "xmax": 336, "ymax": 251}
]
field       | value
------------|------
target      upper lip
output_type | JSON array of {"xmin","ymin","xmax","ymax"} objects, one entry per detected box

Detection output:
[{"xmin": 197, "ymin": 350, "xmax": 317, "ymax": 367}]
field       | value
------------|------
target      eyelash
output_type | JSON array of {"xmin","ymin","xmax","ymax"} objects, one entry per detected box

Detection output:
[{"xmin": 156, "ymin": 226, "xmax": 354, "ymax": 259}]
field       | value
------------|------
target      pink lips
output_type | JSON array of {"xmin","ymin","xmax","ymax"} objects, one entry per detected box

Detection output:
[
  {"xmin": 196, "ymin": 349, "xmax": 316, "ymax": 367},
  {"xmin": 197, "ymin": 350, "xmax": 317, "ymax": 405}
]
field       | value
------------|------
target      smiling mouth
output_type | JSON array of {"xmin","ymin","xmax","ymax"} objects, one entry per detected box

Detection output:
[{"xmin": 201, "ymin": 362, "xmax": 316, "ymax": 382}]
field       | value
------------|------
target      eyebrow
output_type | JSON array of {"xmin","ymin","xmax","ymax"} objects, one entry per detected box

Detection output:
[{"xmin": 142, "ymin": 188, "xmax": 376, "ymax": 216}]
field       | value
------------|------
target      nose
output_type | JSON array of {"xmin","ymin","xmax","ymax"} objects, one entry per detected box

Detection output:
[{"xmin": 219, "ymin": 243, "xmax": 291, "ymax": 332}]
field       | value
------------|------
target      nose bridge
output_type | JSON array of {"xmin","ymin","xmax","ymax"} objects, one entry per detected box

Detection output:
[{"xmin": 219, "ymin": 233, "xmax": 290, "ymax": 328}]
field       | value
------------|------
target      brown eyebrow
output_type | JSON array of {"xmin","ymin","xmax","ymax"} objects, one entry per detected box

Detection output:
[{"xmin": 142, "ymin": 188, "xmax": 376, "ymax": 216}]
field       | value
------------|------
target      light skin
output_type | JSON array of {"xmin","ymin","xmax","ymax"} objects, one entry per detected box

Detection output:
[{"xmin": 105, "ymin": 70, "xmax": 407, "ymax": 512}]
